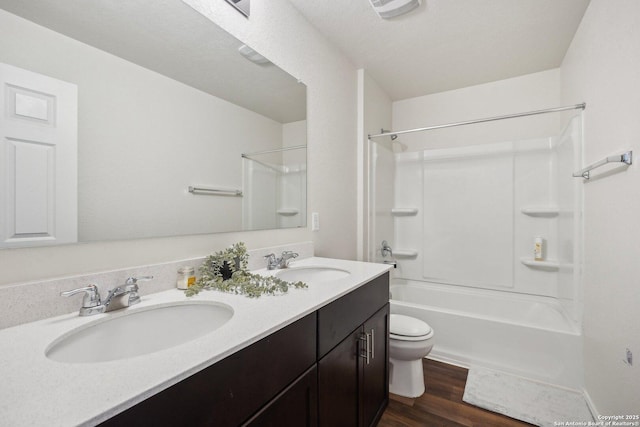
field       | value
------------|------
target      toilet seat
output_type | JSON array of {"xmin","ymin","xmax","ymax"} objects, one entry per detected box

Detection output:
[{"xmin": 390, "ymin": 314, "xmax": 433, "ymax": 342}]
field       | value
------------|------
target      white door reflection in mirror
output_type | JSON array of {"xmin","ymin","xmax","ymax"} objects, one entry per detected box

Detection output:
[{"xmin": 0, "ymin": 62, "xmax": 77, "ymax": 247}]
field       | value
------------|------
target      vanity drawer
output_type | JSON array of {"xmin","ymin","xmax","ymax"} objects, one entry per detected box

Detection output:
[
  {"xmin": 100, "ymin": 311, "xmax": 317, "ymax": 427},
  {"xmin": 317, "ymin": 272, "xmax": 389, "ymax": 359}
]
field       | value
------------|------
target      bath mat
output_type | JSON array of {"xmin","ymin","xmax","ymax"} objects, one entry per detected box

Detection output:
[{"xmin": 462, "ymin": 367, "xmax": 593, "ymax": 426}]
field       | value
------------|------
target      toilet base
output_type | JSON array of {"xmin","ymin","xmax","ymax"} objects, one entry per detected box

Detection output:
[{"xmin": 389, "ymin": 357, "xmax": 425, "ymax": 398}]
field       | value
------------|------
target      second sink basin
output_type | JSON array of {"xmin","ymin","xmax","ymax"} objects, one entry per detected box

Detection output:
[
  {"xmin": 46, "ymin": 302, "xmax": 233, "ymax": 363},
  {"xmin": 276, "ymin": 266, "xmax": 350, "ymax": 283}
]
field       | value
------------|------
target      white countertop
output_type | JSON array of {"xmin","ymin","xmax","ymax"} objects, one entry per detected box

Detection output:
[{"xmin": 0, "ymin": 257, "xmax": 390, "ymax": 427}]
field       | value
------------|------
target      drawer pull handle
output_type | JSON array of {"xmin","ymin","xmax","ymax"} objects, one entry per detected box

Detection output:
[
  {"xmin": 359, "ymin": 333, "xmax": 371, "ymax": 365},
  {"xmin": 370, "ymin": 328, "xmax": 375, "ymax": 360}
]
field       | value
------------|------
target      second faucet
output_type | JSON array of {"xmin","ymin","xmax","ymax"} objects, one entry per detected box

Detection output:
[{"xmin": 264, "ymin": 251, "xmax": 299, "ymax": 270}]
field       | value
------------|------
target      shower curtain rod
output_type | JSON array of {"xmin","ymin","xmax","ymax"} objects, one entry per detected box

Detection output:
[
  {"xmin": 241, "ymin": 144, "xmax": 306, "ymax": 158},
  {"xmin": 368, "ymin": 103, "xmax": 586, "ymax": 139}
]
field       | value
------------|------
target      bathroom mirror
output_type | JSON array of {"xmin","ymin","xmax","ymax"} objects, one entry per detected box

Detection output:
[{"xmin": 0, "ymin": 0, "xmax": 307, "ymax": 248}]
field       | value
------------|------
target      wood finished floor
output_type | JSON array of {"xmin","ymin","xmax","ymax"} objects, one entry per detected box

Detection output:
[{"xmin": 378, "ymin": 359, "xmax": 535, "ymax": 427}]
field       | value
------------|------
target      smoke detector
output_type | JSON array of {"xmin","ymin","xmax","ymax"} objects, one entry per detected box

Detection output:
[{"xmin": 369, "ymin": 0, "xmax": 422, "ymax": 19}]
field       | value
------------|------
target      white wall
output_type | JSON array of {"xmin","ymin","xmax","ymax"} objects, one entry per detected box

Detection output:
[
  {"xmin": 283, "ymin": 120, "xmax": 307, "ymax": 151},
  {"xmin": 392, "ymin": 69, "xmax": 563, "ymax": 152},
  {"xmin": 560, "ymin": 0, "xmax": 640, "ymax": 414},
  {"xmin": 357, "ymin": 70, "xmax": 393, "ymax": 261},
  {"xmin": 0, "ymin": 0, "xmax": 357, "ymax": 287},
  {"xmin": 280, "ymin": 120, "xmax": 307, "ymax": 229}
]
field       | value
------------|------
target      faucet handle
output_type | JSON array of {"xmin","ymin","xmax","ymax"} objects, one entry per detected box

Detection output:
[
  {"xmin": 61, "ymin": 284, "xmax": 102, "ymax": 310},
  {"xmin": 124, "ymin": 276, "xmax": 153, "ymax": 286},
  {"xmin": 122, "ymin": 276, "xmax": 151, "ymax": 306},
  {"xmin": 263, "ymin": 253, "xmax": 282, "ymax": 270},
  {"xmin": 280, "ymin": 251, "xmax": 298, "ymax": 268},
  {"xmin": 281, "ymin": 251, "xmax": 298, "ymax": 258}
]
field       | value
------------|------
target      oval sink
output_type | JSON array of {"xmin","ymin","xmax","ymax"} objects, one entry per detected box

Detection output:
[
  {"xmin": 46, "ymin": 302, "xmax": 233, "ymax": 363},
  {"xmin": 276, "ymin": 266, "xmax": 350, "ymax": 283}
]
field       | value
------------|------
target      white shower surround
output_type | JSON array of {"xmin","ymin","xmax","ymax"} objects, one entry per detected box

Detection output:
[
  {"xmin": 372, "ymin": 111, "xmax": 584, "ymax": 390},
  {"xmin": 388, "ymin": 121, "xmax": 581, "ymax": 299},
  {"xmin": 242, "ymin": 155, "xmax": 307, "ymax": 230}
]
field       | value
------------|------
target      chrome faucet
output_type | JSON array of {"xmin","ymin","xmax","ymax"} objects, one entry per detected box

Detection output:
[
  {"xmin": 279, "ymin": 251, "xmax": 299, "ymax": 268},
  {"xmin": 102, "ymin": 276, "xmax": 151, "ymax": 311},
  {"xmin": 60, "ymin": 284, "xmax": 104, "ymax": 316},
  {"xmin": 61, "ymin": 276, "xmax": 153, "ymax": 316},
  {"xmin": 264, "ymin": 251, "xmax": 299, "ymax": 270}
]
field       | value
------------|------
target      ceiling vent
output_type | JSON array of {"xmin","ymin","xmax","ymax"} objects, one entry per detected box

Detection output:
[{"xmin": 369, "ymin": 0, "xmax": 422, "ymax": 19}]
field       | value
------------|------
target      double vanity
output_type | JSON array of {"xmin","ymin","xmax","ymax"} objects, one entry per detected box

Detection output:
[{"xmin": 0, "ymin": 257, "xmax": 390, "ymax": 426}]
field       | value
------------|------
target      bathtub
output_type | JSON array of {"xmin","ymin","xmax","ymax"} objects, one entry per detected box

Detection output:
[{"xmin": 390, "ymin": 279, "xmax": 583, "ymax": 389}]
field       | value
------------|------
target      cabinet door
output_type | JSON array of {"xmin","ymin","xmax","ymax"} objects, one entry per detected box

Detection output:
[
  {"xmin": 361, "ymin": 304, "xmax": 389, "ymax": 427},
  {"xmin": 243, "ymin": 365, "xmax": 318, "ymax": 427},
  {"xmin": 318, "ymin": 329, "xmax": 361, "ymax": 427},
  {"xmin": 317, "ymin": 273, "xmax": 389, "ymax": 359}
]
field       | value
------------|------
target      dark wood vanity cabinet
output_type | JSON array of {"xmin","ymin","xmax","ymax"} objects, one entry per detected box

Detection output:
[
  {"xmin": 361, "ymin": 306, "xmax": 389, "ymax": 427},
  {"xmin": 243, "ymin": 365, "xmax": 318, "ymax": 426},
  {"xmin": 317, "ymin": 273, "xmax": 390, "ymax": 427},
  {"xmin": 99, "ymin": 312, "xmax": 317, "ymax": 427},
  {"xmin": 100, "ymin": 272, "xmax": 389, "ymax": 427}
]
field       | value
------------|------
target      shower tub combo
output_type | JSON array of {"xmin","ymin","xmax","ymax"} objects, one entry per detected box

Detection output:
[{"xmin": 368, "ymin": 107, "xmax": 584, "ymax": 391}]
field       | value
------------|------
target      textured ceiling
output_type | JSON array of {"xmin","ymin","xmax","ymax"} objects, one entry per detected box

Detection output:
[
  {"xmin": 288, "ymin": 0, "xmax": 590, "ymax": 100},
  {"xmin": 0, "ymin": 0, "xmax": 306, "ymax": 123}
]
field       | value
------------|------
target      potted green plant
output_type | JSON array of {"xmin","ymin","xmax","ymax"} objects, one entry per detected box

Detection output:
[{"xmin": 185, "ymin": 242, "xmax": 307, "ymax": 298}]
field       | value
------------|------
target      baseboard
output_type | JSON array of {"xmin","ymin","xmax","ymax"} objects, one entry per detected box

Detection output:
[
  {"xmin": 582, "ymin": 388, "xmax": 600, "ymax": 421},
  {"xmin": 426, "ymin": 353, "xmax": 470, "ymax": 370},
  {"xmin": 428, "ymin": 348, "xmax": 582, "ymax": 390}
]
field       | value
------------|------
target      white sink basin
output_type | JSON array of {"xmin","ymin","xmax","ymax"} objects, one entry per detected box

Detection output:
[
  {"xmin": 276, "ymin": 266, "xmax": 350, "ymax": 283},
  {"xmin": 46, "ymin": 302, "xmax": 233, "ymax": 363}
]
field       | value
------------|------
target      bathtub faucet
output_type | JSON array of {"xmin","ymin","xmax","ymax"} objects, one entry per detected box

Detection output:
[{"xmin": 381, "ymin": 240, "xmax": 393, "ymax": 258}]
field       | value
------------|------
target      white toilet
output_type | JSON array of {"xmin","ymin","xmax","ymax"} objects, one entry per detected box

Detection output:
[{"xmin": 389, "ymin": 314, "xmax": 435, "ymax": 398}]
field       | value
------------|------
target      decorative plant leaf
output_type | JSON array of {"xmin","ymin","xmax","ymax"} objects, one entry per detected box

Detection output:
[{"xmin": 185, "ymin": 242, "xmax": 307, "ymax": 298}]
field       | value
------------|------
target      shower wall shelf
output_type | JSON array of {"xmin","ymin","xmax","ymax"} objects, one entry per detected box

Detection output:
[
  {"xmin": 393, "ymin": 250, "xmax": 418, "ymax": 258},
  {"xmin": 520, "ymin": 207, "xmax": 559, "ymax": 217},
  {"xmin": 520, "ymin": 258, "xmax": 560, "ymax": 271},
  {"xmin": 391, "ymin": 208, "xmax": 419, "ymax": 216},
  {"xmin": 276, "ymin": 209, "xmax": 299, "ymax": 216}
]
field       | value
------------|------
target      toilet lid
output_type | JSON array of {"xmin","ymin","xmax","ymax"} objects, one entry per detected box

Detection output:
[{"xmin": 390, "ymin": 314, "xmax": 432, "ymax": 337}]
